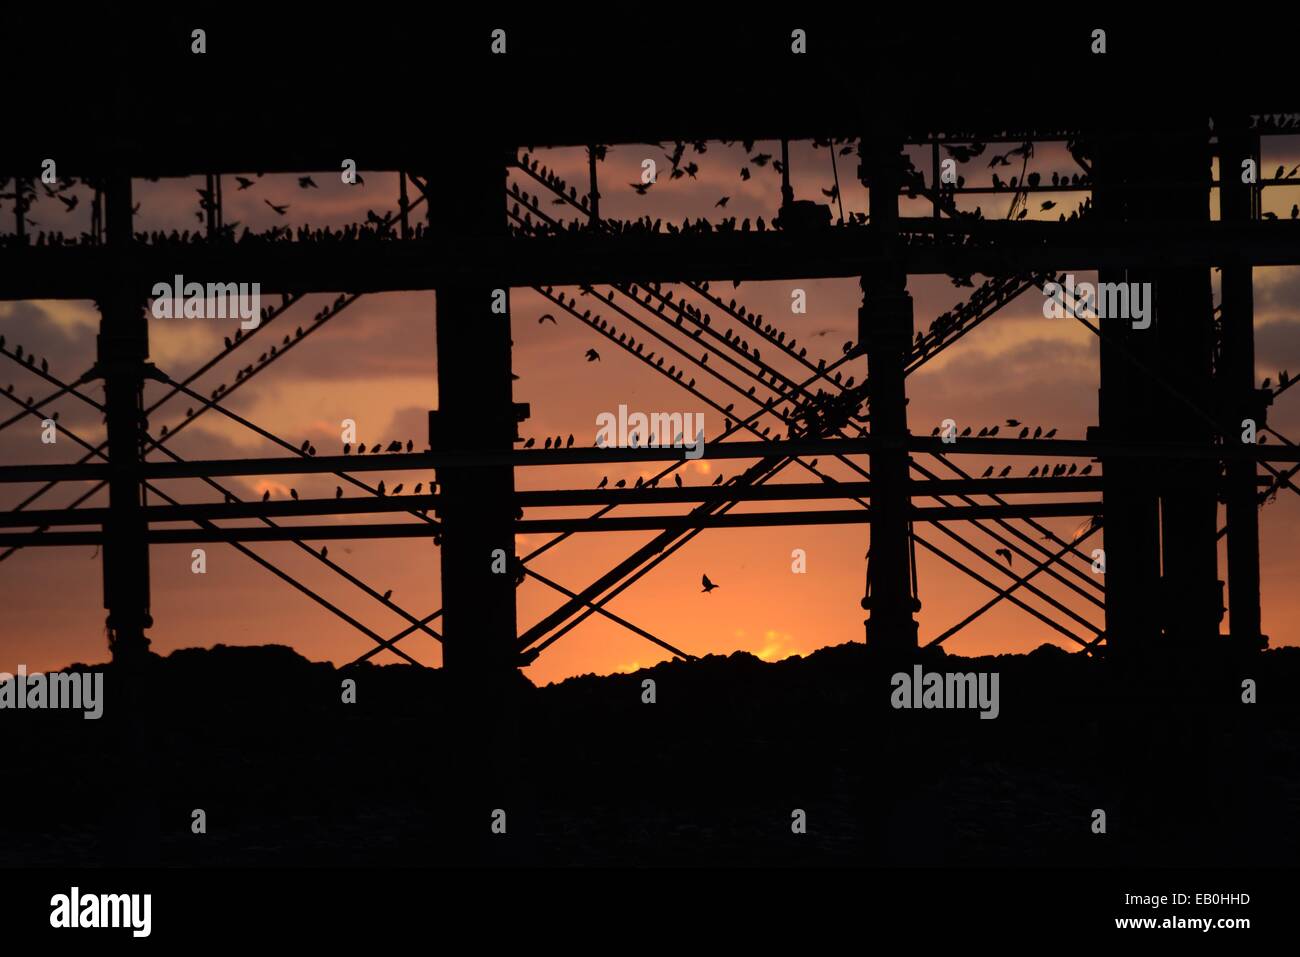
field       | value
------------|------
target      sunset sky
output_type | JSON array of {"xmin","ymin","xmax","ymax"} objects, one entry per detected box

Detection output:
[{"xmin": 2, "ymin": 135, "xmax": 1298, "ymax": 685}]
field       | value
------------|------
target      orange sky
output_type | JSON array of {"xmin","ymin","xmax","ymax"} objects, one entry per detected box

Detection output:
[{"xmin": 2, "ymin": 137, "xmax": 1299, "ymax": 684}]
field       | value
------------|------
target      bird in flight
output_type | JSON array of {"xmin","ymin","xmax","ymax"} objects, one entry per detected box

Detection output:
[
  {"xmin": 715, "ymin": 196, "xmax": 730, "ymax": 208},
  {"xmin": 585, "ymin": 348, "xmax": 600, "ymax": 362},
  {"xmin": 263, "ymin": 199, "xmax": 289, "ymax": 216},
  {"xmin": 539, "ymin": 313, "xmax": 557, "ymax": 324},
  {"xmin": 298, "ymin": 176, "xmax": 318, "ymax": 189},
  {"xmin": 235, "ymin": 176, "xmax": 255, "ymax": 190},
  {"xmin": 994, "ymin": 547, "xmax": 1013, "ymax": 567},
  {"xmin": 701, "ymin": 574, "xmax": 720, "ymax": 593}
]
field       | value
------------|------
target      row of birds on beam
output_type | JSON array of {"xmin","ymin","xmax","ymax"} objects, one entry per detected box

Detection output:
[
  {"xmin": 258, "ymin": 479, "xmax": 433, "ymax": 501},
  {"xmin": 932, "ymin": 421, "xmax": 1059, "ymax": 440},
  {"xmin": 979, "ymin": 462, "xmax": 1094, "ymax": 479}
]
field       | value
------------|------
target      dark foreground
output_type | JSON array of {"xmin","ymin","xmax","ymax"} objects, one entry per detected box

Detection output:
[{"xmin": 2, "ymin": 641, "xmax": 1296, "ymax": 867}]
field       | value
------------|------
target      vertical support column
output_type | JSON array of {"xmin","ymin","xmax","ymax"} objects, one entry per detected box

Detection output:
[
  {"xmin": 425, "ymin": 144, "xmax": 526, "ymax": 864},
  {"xmin": 204, "ymin": 172, "xmax": 217, "ymax": 238},
  {"xmin": 587, "ymin": 146, "xmax": 600, "ymax": 226},
  {"xmin": 780, "ymin": 138, "xmax": 794, "ymax": 209},
  {"xmin": 1092, "ymin": 131, "xmax": 1162, "ymax": 657},
  {"xmin": 99, "ymin": 170, "xmax": 152, "ymax": 664},
  {"xmin": 399, "ymin": 171, "xmax": 411, "ymax": 240},
  {"xmin": 1218, "ymin": 121, "xmax": 1266, "ymax": 651},
  {"xmin": 859, "ymin": 135, "xmax": 918, "ymax": 652},
  {"xmin": 430, "ymin": 145, "xmax": 519, "ymax": 673},
  {"xmin": 1149, "ymin": 126, "xmax": 1221, "ymax": 645}
]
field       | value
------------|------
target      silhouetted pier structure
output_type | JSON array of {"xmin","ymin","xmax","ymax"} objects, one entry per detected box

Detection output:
[{"xmin": 1, "ymin": 22, "xmax": 1297, "ymax": 676}]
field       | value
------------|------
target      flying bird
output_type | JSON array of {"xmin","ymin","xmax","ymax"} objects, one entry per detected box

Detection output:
[
  {"xmin": 701, "ymin": 574, "xmax": 719, "ymax": 593},
  {"xmin": 298, "ymin": 176, "xmax": 318, "ymax": 189},
  {"xmin": 994, "ymin": 547, "xmax": 1013, "ymax": 567},
  {"xmin": 585, "ymin": 348, "xmax": 601, "ymax": 361},
  {"xmin": 235, "ymin": 176, "xmax": 255, "ymax": 190},
  {"xmin": 539, "ymin": 313, "xmax": 557, "ymax": 324},
  {"xmin": 715, "ymin": 196, "xmax": 730, "ymax": 208},
  {"xmin": 263, "ymin": 199, "xmax": 289, "ymax": 216}
]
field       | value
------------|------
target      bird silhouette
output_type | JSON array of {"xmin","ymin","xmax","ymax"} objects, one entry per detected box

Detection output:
[
  {"xmin": 335, "ymin": 486, "xmax": 343, "ymax": 498},
  {"xmin": 674, "ymin": 474, "xmax": 683, "ymax": 487},
  {"xmin": 320, "ymin": 546, "xmax": 328, "ymax": 559},
  {"xmin": 715, "ymin": 196, "xmax": 730, "ymax": 208},
  {"xmin": 382, "ymin": 589, "xmax": 392, "ymax": 601},
  {"xmin": 298, "ymin": 176, "xmax": 318, "ymax": 189},
  {"xmin": 701, "ymin": 574, "xmax": 719, "ymax": 593},
  {"xmin": 539, "ymin": 313, "xmax": 557, "ymax": 324},
  {"xmin": 994, "ymin": 547, "xmax": 1013, "ymax": 567},
  {"xmin": 262, "ymin": 490, "xmax": 270, "ymax": 502},
  {"xmin": 597, "ymin": 476, "xmax": 608, "ymax": 489},
  {"xmin": 981, "ymin": 466, "xmax": 993, "ymax": 477},
  {"xmin": 263, "ymin": 199, "xmax": 289, "ymax": 216},
  {"xmin": 585, "ymin": 348, "xmax": 600, "ymax": 361},
  {"xmin": 290, "ymin": 488, "xmax": 298, "ymax": 500},
  {"xmin": 392, "ymin": 484, "xmax": 403, "ymax": 495},
  {"xmin": 235, "ymin": 176, "xmax": 255, "ymax": 190}
]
